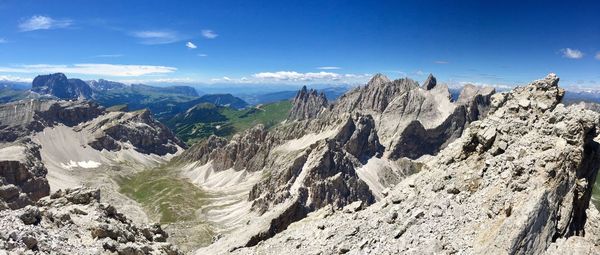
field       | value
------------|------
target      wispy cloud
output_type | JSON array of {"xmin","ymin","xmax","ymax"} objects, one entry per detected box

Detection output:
[
  {"xmin": 19, "ymin": 15, "xmax": 72, "ymax": 32},
  {"xmin": 186, "ymin": 41, "xmax": 197, "ymax": 49},
  {"xmin": 91, "ymin": 54, "xmax": 123, "ymax": 58},
  {"xmin": 117, "ymin": 77, "xmax": 194, "ymax": 84},
  {"xmin": 201, "ymin": 29, "xmax": 218, "ymax": 39},
  {"xmin": 253, "ymin": 71, "xmax": 341, "ymax": 81},
  {"xmin": 0, "ymin": 38, "xmax": 6, "ymax": 43},
  {"xmin": 561, "ymin": 48, "xmax": 584, "ymax": 59},
  {"xmin": 596, "ymin": 52, "xmax": 600, "ymax": 60},
  {"xmin": 197, "ymin": 53, "xmax": 208, "ymax": 57},
  {"xmin": 0, "ymin": 63, "xmax": 176, "ymax": 77},
  {"xmin": 132, "ymin": 30, "xmax": 179, "ymax": 45},
  {"xmin": 434, "ymin": 60, "xmax": 449, "ymax": 64},
  {"xmin": 0, "ymin": 75, "xmax": 33, "ymax": 82},
  {"xmin": 317, "ymin": 66, "xmax": 341, "ymax": 70},
  {"xmin": 211, "ymin": 76, "xmax": 232, "ymax": 82}
]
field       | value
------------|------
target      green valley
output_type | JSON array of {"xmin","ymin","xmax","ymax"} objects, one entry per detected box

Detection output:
[{"xmin": 167, "ymin": 100, "xmax": 293, "ymax": 145}]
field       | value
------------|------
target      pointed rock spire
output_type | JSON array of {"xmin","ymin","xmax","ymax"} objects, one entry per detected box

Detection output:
[{"xmin": 421, "ymin": 74, "xmax": 437, "ymax": 90}]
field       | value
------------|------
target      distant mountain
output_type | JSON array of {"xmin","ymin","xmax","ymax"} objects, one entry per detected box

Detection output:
[
  {"xmin": 196, "ymin": 93, "xmax": 248, "ymax": 109},
  {"xmin": 31, "ymin": 73, "xmax": 93, "ymax": 100},
  {"xmin": 239, "ymin": 86, "xmax": 350, "ymax": 105},
  {"xmin": 88, "ymin": 79, "xmax": 127, "ymax": 91},
  {"xmin": 0, "ymin": 87, "xmax": 30, "ymax": 103},
  {"xmin": 0, "ymin": 81, "xmax": 30, "ymax": 90},
  {"xmin": 563, "ymin": 90, "xmax": 600, "ymax": 105}
]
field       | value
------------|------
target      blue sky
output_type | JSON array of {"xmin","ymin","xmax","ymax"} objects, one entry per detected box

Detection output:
[{"xmin": 0, "ymin": 0, "xmax": 598, "ymax": 89}]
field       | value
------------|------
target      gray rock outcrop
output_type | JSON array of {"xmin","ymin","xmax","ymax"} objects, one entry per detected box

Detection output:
[{"xmin": 0, "ymin": 187, "xmax": 181, "ymax": 254}]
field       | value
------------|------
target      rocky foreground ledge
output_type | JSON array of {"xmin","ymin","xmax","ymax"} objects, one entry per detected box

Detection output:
[
  {"xmin": 231, "ymin": 75, "xmax": 600, "ymax": 254},
  {"xmin": 0, "ymin": 187, "xmax": 181, "ymax": 254}
]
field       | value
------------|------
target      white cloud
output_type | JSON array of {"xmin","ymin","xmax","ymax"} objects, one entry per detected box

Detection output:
[
  {"xmin": 415, "ymin": 70, "xmax": 425, "ymax": 76},
  {"xmin": 0, "ymin": 38, "xmax": 6, "ymax": 43},
  {"xmin": 186, "ymin": 41, "xmax": 197, "ymax": 49},
  {"xmin": 0, "ymin": 63, "xmax": 176, "ymax": 77},
  {"xmin": 253, "ymin": 71, "xmax": 342, "ymax": 81},
  {"xmin": 317, "ymin": 66, "xmax": 341, "ymax": 70},
  {"xmin": 19, "ymin": 15, "xmax": 72, "ymax": 31},
  {"xmin": 197, "ymin": 53, "xmax": 208, "ymax": 57},
  {"xmin": 201, "ymin": 29, "xmax": 218, "ymax": 39},
  {"xmin": 117, "ymin": 77, "xmax": 195, "ymax": 84},
  {"xmin": 561, "ymin": 48, "xmax": 584, "ymax": 59},
  {"xmin": 132, "ymin": 30, "xmax": 179, "ymax": 45},
  {"xmin": 596, "ymin": 52, "xmax": 600, "ymax": 60},
  {"xmin": 434, "ymin": 60, "xmax": 449, "ymax": 64}
]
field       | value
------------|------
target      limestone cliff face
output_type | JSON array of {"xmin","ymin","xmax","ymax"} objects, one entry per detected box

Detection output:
[
  {"xmin": 0, "ymin": 139, "xmax": 50, "ymax": 210},
  {"xmin": 231, "ymin": 74, "xmax": 600, "ymax": 255},
  {"xmin": 287, "ymin": 86, "xmax": 328, "ymax": 121},
  {"xmin": 0, "ymin": 100, "xmax": 104, "ymax": 142}
]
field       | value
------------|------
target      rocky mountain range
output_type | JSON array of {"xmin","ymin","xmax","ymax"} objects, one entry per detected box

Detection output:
[{"xmin": 1, "ymin": 72, "xmax": 600, "ymax": 254}]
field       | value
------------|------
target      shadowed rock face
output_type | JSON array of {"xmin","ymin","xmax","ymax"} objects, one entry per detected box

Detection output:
[
  {"xmin": 421, "ymin": 73, "xmax": 437, "ymax": 90},
  {"xmin": 287, "ymin": 86, "xmax": 329, "ymax": 121},
  {"xmin": 32, "ymin": 73, "xmax": 93, "ymax": 100},
  {"xmin": 0, "ymin": 139, "xmax": 49, "ymax": 210}
]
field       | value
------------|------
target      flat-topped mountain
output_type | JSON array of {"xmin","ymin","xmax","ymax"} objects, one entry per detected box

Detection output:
[{"xmin": 31, "ymin": 73, "xmax": 93, "ymax": 100}]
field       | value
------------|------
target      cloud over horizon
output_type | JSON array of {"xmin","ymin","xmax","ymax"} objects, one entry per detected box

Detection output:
[
  {"xmin": 0, "ymin": 63, "xmax": 176, "ymax": 77},
  {"xmin": 19, "ymin": 15, "xmax": 72, "ymax": 31}
]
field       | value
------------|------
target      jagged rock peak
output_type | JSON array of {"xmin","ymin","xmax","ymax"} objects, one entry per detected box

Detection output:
[
  {"xmin": 288, "ymin": 86, "xmax": 328, "ymax": 120},
  {"xmin": 367, "ymin": 73, "xmax": 391, "ymax": 87},
  {"xmin": 421, "ymin": 73, "xmax": 437, "ymax": 90}
]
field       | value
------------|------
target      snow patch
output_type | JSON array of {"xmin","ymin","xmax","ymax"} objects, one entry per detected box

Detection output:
[{"xmin": 60, "ymin": 160, "xmax": 102, "ymax": 169}]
